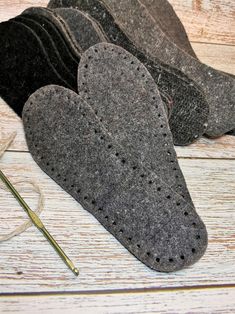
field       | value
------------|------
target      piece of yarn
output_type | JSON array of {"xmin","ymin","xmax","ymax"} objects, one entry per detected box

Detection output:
[{"xmin": 0, "ymin": 132, "xmax": 44, "ymax": 242}]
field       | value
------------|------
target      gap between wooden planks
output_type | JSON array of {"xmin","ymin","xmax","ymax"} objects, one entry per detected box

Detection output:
[
  {"xmin": 1, "ymin": 287, "xmax": 235, "ymax": 314},
  {"xmin": 0, "ymin": 152, "xmax": 234, "ymax": 292}
]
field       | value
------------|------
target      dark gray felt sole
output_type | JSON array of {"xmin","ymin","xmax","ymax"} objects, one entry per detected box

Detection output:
[
  {"xmin": 53, "ymin": 8, "xmax": 106, "ymax": 52},
  {"xmin": 0, "ymin": 21, "xmax": 68, "ymax": 116},
  {"xmin": 23, "ymin": 85, "xmax": 207, "ymax": 272},
  {"xmin": 47, "ymin": 0, "xmax": 210, "ymax": 146},
  {"xmin": 77, "ymin": 43, "xmax": 193, "ymax": 205},
  {"xmin": 20, "ymin": 12, "xmax": 79, "ymax": 75},
  {"xmin": 22, "ymin": 7, "xmax": 81, "ymax": 58},
  {"xmin": 95, "ymin": 0, "xmax": 235, "ymax": 137},
  {"xmin": 13, "ymin": 15, "xmax": 76, "ymax": 90}
]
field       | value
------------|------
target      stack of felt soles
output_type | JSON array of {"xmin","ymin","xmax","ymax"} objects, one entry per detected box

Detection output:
[
  {"xmin": 88, "ymin": 0, "xmax": 235, "ymax": 137},
  {"xmin": 23, "ymin": 43, "xmax": 208, "ymax": 273},
  {"xmin": 0, "ymin": 5, "xmax": 210, "ymax": 146},
  {"xmin": 48, "ymin": 0, "xmax": 235, "ymax": 138},
  {"xmin": 47, "ymin": 1, "xmax": 210, "ymax": 146},
  {"xmin": 0, "ymin": 6, "xmax": 106, "ymax": 117},
  {"xmin": 140, "ymin": 0, "xmax": 235, "ymax": 137}
]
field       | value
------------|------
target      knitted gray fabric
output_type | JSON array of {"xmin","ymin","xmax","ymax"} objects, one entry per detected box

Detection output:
[
  {"xmin": 47, "ymin": 0, "xmax": 209, "ymax": 146},
  {"xmin": 13, "ymin": 15, "xmax": 76, "ymax": 90},
  {"xmin": 53, "ymin": 8, "xmax": 106, "ymax": 52},
  {"xmin": 94, "ymin": 0, "xmax": 235, "ymax": 137},
  {"xmin": 77, "ymin": 43, "xmax": 193, "ymax": 204},
  {"xmin": 22, "ymin": 85, "xmax": 208, "ymax": 272}
]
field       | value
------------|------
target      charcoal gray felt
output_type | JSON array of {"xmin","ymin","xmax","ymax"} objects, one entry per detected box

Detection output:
[
  {"xmin": 77, "ymin": 43, "xmax": 194, "ymax": 204},
  {"xmin": 48, "ymin": 0, "xmax": 209, "ymax": 146},
  {"xmin": 139, "ymin": 0, "xmax": 196, "ymax": 58},
  {"xmin": 0, "ymin": 21, "xmax": 68, "ymax": 116},
  {"xmin": 53, "ymin": 8, "xmax": 106, "ymax": 52},
  {"xmin": 22, "ymin": 7, "xmax": 81, "ymax": 58},
  {"xmin": 94, "ymin": 0, "xmax": 235, "ymax": 137},
  {"xmin": 23, "ymin": 84, "xmax": 208, "ymax": 272},
  {"xmin": 20, "ymin": 12, "xmax": 79, "ymax": 77},
  {"xmin": 13, "ymin": 15, "xmax": 76, "ymax": 90}
]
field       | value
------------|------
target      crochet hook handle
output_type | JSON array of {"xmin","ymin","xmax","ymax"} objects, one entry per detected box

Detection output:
[{"xmin": 0, "ymin": 169, "xmax": 79, "ymax": 276}]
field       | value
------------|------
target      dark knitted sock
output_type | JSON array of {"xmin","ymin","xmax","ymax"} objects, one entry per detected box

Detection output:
[
  {"xmin": 22, "ymin": 84, "xmax": 208, "ymax": 272},
  {"xmin": 0, "ymin": 21, "xmax": 70, "ymax": 116},
  {"xmin": 77, "ymin": 43, "xmax": 194, "ymax": 204},
  {"xmin": 93, "ymin": 0, "xmax": 235, "ymax": 137},
  {"xmin": 47, "ymin": 0, "xmax": 209, "ymax": 146}
]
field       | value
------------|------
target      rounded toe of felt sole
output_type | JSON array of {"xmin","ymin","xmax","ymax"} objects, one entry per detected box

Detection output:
[{"xmin": 139, "ymin": 206, "xmax": 208, "ymax": 273}]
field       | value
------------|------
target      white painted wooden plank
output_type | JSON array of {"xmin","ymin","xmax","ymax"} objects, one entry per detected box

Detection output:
[
  {"xmin": 0, "ymin": 151, "xmax": 234, "ymax": 292},
  {"xmin": 192, "ymin": 42, "xmax": 235, "ymax": 75},
  {"xmin": 1, "ymin": 99, "xmax": 235, "ymax": 159},
  {"xmin": 0, "ymin": 0, "xmax": 48, "ymax": 22},
  {"xmin": 169, "ymin": 0, "xmax": 235, "ymax": 45},
  {"xmin": 1, "ymin": 288, "xmax": 235, "ymax": 314}
]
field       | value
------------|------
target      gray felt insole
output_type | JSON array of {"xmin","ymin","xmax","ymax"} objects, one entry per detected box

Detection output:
[
  {"xmin": 13, "ymin": 15, "xmax": 76, "ymax": 90},
  {"xmin": 139, "ymin": 0, "xmax": 197, "ymax": 58},
  {"xmin": 97, "ymin": 0, "xmax": 235, "ymax": 137},
  {"xmin": 77, "ymin": 43, "xmax": 193, "ymax": 204},
  {"xmin": 22, "ymin": 7, "xmax": 81, "ymax": 58},
  {"xmin": 23, "ymin": 84, "xmax": 208, "ymax": 272},
  {"xmin": 53, "ymin": 8, "xmax": 106, "ymax": 52},
  {"xmin": 47, "ymin": 0, "xmax": 210, "ymax": 146}
]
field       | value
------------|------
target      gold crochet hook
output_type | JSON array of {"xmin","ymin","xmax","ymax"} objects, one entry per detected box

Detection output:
[{"xmin": 0, "ymin": 169, "xmax": 79, "ymax": 276}]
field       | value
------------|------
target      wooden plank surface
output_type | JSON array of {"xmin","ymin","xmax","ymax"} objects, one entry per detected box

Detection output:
[
  {"xmin": 0, "ymin": 0, "xmax": 235, "ymax": 313},
  {"xmin": 170, "ymin": 0, "xmax": 235, "ymax": 45},
  {"xmin": 0, "ymin": 152, "xmax": 234, "ymax": 293},
  {"xmin": 1, "ymin": 287, "xmax": 235, "ymax": 314}
]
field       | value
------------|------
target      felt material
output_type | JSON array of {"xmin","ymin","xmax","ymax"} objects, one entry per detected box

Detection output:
[
  {"xmin": 139, "ymin": 0, "xmax": 197, "ymax": 58},
  {"xmin": 13, "ymin": 15, "xmax": 76, "ymax": 90},
  {"xmin": 0, "ymin": 21, "xmax": 68, "ymax": 116},
  {"xmin": 22, "ymin": 7, "xmax": 81, "ymax": 58},
  {"xmin": 77, "ymin": 43, "xmax": 194, "ymax": 205},
  {"xmin": 20, "ymin": 12, "xmax": 79, "ymax": 76},
  {"xmin": 53, "ymin": 8, "xmax": 106, "ymax": 52},
  {"xmin": 93, "ymin": 0, "xmax": 235, "ymax": 137},
  {"xmin": 48, "ymin": 0, "xmax": 209, "ymax": 146},
  {"xmin": 23, "ymin": 84, "xmax": 208, "ymax": 272}
]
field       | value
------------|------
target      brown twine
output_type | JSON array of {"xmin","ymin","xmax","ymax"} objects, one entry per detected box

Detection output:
[{"xmin": 0, "ymin": 132, "xmax": 44, "ymax": 242}]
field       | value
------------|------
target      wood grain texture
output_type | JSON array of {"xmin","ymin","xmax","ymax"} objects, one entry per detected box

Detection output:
[
  {"xmin": 0, "ymin": 1, "xmax": 235, "ymax": 312},
  {"xmin": 169, "ymin": 0, "xmax": 235, "ymax": 45},
  {"xmin": 192, "ymin": 42, "xmax": 235, "ymax": 75},
  {"xmin": 0, "ymin": 152, "xmax": 234, "ymax": 293},
  {"xmin": 1, "ymin": 288, "xmax": 235, "ymax": 314}
]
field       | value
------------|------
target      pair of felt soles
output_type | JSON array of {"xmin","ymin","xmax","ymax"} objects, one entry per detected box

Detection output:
[
  {"xmin": 23, "ymin": 43, "xmax": 208, "ymax": 273},
  {"xmin": 0, "ymin": 6, "xmax": 213, "ymax": 146},
  {"xmin": 47, "ymin": 0, "xmax": 235, "ymax": 138}
]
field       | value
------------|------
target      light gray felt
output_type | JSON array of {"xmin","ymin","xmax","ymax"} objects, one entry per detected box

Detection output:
[
  {"xmin": 99, "ymin": 0, "xmax": 235, "ymax": 137},
  {"xmin": 77, "ymin": 43, "xmax": 193, "ymax": 204},
  {"xmin": 53, "ymin": 8, "xmax": 106, "ymax": 52},
  {"xmin": 47, "ymin": 0, "xmax": 210, "ymax": 146},
  {"xmin": 23, "ymin": 85, "xmax": 208, "ymax": 272}
]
